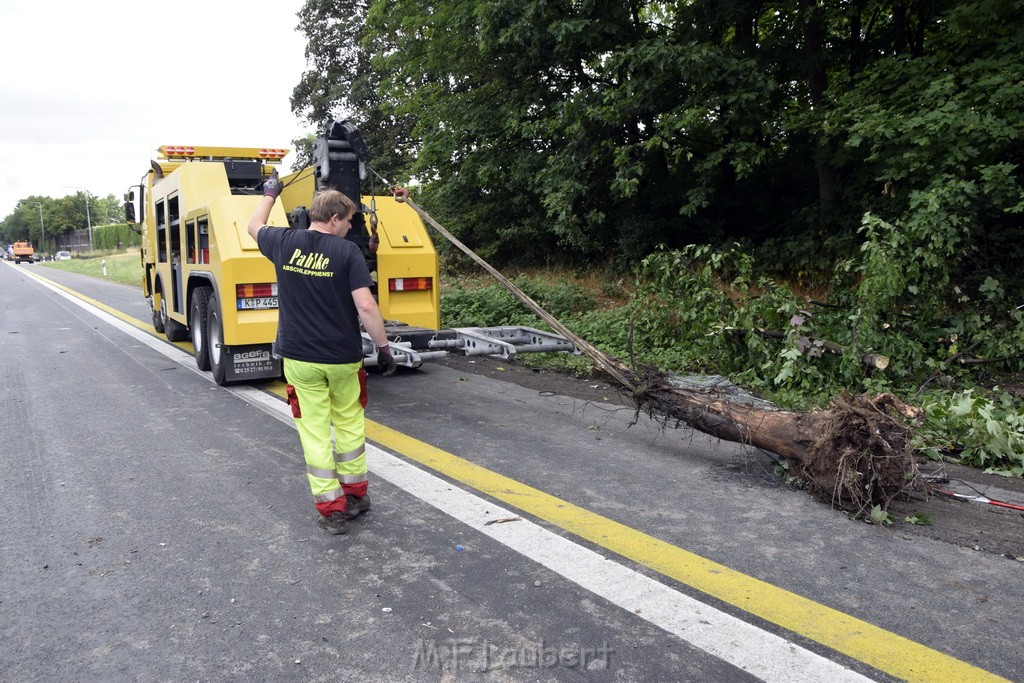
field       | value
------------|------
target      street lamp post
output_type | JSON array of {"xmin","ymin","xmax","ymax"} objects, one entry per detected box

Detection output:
[
  {"xmin": 63, "ymin": 186, "xmax": 93, "ymax": 252},
  {"xmin": 85, "ymin": 191, "xmax": 92, "ymax": 252}
]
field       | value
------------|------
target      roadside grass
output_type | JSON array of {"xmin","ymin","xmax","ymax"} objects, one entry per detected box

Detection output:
[{"xmin": 40, "ymin": 251, "xmax": 142, "ymax": 288}]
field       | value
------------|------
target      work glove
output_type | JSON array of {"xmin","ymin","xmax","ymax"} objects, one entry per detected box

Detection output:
[
  {"xmin": 376, "ymin": 345, "xmax": 397, "ymax": 377},
  {"xmin": 263, "ymin": 169, "xmax": 283, "ymax": 200}
]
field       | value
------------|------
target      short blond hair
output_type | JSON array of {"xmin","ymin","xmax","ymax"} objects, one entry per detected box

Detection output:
[{"xmin": 309, "ymin": 189, "xmax": 356, "ymax": 223}]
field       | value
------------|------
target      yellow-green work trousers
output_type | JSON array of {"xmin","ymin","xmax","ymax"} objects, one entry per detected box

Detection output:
[{"xmin": 283, "ymin": 358, "xmax": 369, "ymax": 517}]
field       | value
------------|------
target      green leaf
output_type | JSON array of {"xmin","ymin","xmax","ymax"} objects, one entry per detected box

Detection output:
[
  {"xmin": 903, "ymin": 512, "xmax": 933, "ymax": 526},
  {"xmin": 870, "ymin": 505, "xmax": 894, "ymax": 526}
]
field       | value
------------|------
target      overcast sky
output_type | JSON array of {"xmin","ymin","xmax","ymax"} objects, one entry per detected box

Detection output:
[{"xmin": 0, "ymin": 0, "xmax": 312, "ymax": 218}]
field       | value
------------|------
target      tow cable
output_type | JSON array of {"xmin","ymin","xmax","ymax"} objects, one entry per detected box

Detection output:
[{"xmin": 368, "ymin": 166, "xmax": 639, "ymax": 395}]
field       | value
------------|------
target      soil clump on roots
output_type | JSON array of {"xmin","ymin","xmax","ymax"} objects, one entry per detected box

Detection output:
[{"xmin": 628, "ymin": 368, "xmax": 925, "ymax": 517}]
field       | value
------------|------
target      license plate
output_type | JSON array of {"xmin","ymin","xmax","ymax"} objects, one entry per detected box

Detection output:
[{"xmin": 237, "ymin": 296, "xmax": 278, "ymax": 310}]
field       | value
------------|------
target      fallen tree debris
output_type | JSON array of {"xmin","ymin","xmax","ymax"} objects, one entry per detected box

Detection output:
[
  {"xmin": 628, "ymin": 367, "xmax": 924, "ymax": 514},
  {"xmin": 726, "ymin": 328, "xmax": 890, "ymax": 371},
  {"xmin": 395, "ymin": 190, "xmax": 926, "ymax": 517},
  {"xmin": 484, "ymin": 517, "xmax": 523, "ymax": 526}
]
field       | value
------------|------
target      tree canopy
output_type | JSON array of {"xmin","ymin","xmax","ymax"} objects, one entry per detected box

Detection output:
[
  {"xmin": 291, "ymin": 0, "xmax": 1023, "ymax": 273},
  {"xmin": 0, "ymin": 193, "xmax": 121, "ymax": 250}
]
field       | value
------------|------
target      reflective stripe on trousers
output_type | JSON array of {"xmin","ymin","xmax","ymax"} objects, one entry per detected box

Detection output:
[{"xmin": 283, "ymin": 358, "xmax": 368, "ymax": 510}]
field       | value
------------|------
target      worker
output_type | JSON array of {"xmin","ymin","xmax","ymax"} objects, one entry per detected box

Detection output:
[{"xmin": 248, "ymin": 171, "xmax": 397, "ymax": 535}]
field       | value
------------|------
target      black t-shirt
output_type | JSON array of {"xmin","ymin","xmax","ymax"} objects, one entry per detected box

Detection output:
[{"xmin": 257, "ymin": 226, "xmax": 374, "ymax": 364}]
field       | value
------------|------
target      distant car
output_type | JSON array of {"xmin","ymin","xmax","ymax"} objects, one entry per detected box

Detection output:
[{"xmin": 54, "ymin": 251, "xmax": 72, "ymax": 261}]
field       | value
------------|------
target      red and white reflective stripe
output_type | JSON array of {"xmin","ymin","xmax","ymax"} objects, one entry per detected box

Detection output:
[
  {"xmin": 162, "ymin": 145, "xmax": 285, "ymax": 159},
  {"xmin": 388, "ymin": 277, "xmax": 432, "ymax": 292},
  {"xmin": 236, "ymin": 283, "xmax": 278, "ymax": 298},
  {"xmin": 165, "ymin": 145, "xmax": 195, "ymax": 157},
  {"xmin": 940, "ymin": 490, "xmax": 1024, "ymax": 511}
]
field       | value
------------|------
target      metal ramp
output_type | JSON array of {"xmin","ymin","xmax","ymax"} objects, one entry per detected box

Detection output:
[{"xmin": 361, "ymin": 325, "xmax": 578, "ymax": 369}]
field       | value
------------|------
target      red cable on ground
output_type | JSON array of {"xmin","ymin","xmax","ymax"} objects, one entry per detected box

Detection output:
[
  {"xmin": 988, "ymin": 499, "xmax": 1024, "ymax": 511},
  {"xmin": 938, "ymin": 490, "xmax": 1024, "ymax": 512}
]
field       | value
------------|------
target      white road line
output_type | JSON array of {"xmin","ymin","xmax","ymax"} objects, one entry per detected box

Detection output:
[{"xmin": 20, "ymin": 266, "xmax": 874, "ymax": 683}]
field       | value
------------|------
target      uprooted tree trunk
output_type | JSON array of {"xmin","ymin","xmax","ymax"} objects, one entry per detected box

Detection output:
[
  {"xmin": 626, "ymin": 366, "xmax": 924, "ymax": 514},
  {"xmin": 396, "ymin": 193, "xmax": 925, "ymax": 516}
]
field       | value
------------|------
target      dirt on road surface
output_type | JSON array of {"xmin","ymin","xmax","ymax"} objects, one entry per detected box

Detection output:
[{"xmin": 436, "ymin": 354, "xmax": 1024, "ymax": 562}]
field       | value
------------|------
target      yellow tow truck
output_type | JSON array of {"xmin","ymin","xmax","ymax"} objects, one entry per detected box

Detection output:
[{"xmin": 126, "ymin": 120, "xmax": 573, "ymax": 384}]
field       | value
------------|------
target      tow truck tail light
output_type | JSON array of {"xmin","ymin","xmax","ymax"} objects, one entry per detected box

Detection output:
[
  {"xmin": 235, "ymin": 283, "xmax": 279, "ymax": 311},
  {"xmin": 388, "ymin": 277, "xmax": 433, "ymax": 292},
  {"xmin": 237, "ymin": 283, "xmax": 277, "ymax": 298}
]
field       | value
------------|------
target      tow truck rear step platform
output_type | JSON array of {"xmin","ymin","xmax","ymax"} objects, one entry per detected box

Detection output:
[{"xmin": 361, "ymin": 325, "xmax": 578, "ymax": 369}]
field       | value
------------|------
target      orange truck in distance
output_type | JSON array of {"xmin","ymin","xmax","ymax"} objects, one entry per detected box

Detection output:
[{"xmin": 11, "ymin": 241, "xmax": 36, "ymax": 264}]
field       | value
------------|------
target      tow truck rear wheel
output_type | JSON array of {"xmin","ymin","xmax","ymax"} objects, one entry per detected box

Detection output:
[
  {"xmin": 191, "ymin": 287, "xmax": 213, "ymax": 371},
  {"xmin": 150, "ymin": 294, "xmax": 165, "ymax": 333},
  {"xmin": 207, "ymin": 291, "xmax": 228, "ymax": 385},
  {"xmin": 161, "ymin": 296, "xmax": 189, "ymax": 342}
]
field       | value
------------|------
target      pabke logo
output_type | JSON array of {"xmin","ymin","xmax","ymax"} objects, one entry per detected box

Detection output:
[{"xmin": 287, "ymin": 248, "xmax": 330, "ymax": 271}]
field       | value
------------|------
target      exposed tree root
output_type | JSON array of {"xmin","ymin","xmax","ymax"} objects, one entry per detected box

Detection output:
[{"xmin": 625, "ymin": 367, "xmax": 925, "ymax": 517}]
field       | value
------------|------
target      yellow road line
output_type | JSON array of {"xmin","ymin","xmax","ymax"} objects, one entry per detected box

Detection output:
[
  {"xmin": 28, "ymin": 270, "xmax": 193, "ymax": 349},
  {"xmin": 31, "ymin": 271, "xmax": 156, "ymax": 329},
  {"xmin": 360, "ymin": 421, "xmax": 1004, "ymax": 683},
  {"xmin": 29, "ymin": 268, "xmax": 1005, "ymax": 683}
]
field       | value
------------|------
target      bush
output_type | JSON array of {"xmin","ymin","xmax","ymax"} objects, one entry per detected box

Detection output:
[
  {"xmin": 441, "ymin": 276, "xmax": 595, "ymax": 328},
  {"xmin": 916, "ymin": 389, "xmax": 1024, "ymax": 476},
  {"xmin": 92, "ymin": 223, "xmax": 142, "ymax": 251}
]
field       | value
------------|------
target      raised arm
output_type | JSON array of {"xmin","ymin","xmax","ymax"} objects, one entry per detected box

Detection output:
[
  {"xmin": 247, "ymin": 170, "xmax": 283, "ymax": 241},
  {"xmin": 247, "ymin": 196, "xmax": 276, "ymax": 241}
]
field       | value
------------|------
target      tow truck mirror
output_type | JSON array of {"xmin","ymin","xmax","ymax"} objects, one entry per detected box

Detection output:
[{"xmin": 124, "ymin": 201, "xmax": 136, "ymax": 224}]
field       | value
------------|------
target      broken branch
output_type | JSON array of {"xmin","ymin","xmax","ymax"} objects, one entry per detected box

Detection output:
[{"xmin": 727, "ymin": 328, "xmax": 889, "ymax": 370}]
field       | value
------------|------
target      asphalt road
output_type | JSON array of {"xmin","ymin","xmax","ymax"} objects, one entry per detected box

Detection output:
[{"xmin": 1, "ymin": 260, "xmax": 1021, "ymax": 682}]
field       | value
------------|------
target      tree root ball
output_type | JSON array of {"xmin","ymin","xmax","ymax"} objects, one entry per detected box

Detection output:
[
  {"xmin": 627, "ymin": 366, "xmax": 924, "ymax": 517},
  {"xmin": 799, "ymin": 394, "xmax": 923, "ymax": 515}
]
